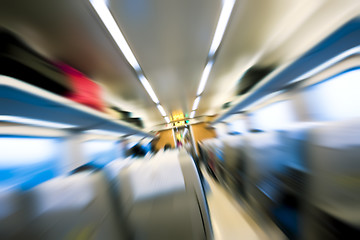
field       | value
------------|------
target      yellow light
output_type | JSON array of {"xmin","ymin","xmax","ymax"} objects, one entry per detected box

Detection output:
[
  {"xmin": 174, "ymin": 121, "xmax": 185, "ymax": 127},
  {"xmin": 171, "ymin": 112, "xmax": 186, "ymax": 127},
  {"xmin": 172, "ymin": 113, "xmax": 184, "ymax": 121}
]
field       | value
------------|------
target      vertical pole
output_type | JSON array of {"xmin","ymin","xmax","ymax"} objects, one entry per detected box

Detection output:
[
  {"xmin": 189, "ymin": 125, "xmax": 198, "ymax": 157},
  {"xmin": 172, "ymin": 128, "xmax": 177, "ymax": 148}
]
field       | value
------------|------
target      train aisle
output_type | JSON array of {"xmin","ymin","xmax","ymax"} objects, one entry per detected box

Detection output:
[{"xmin": 201, "ymin": 165, "xmax": 287, "ymax": 240}]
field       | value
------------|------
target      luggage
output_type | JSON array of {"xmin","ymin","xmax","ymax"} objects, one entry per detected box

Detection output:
[
  {"xmin": 123, "ymin": 117, "xmax": 144, "ymax": 128},
  {"xmin": 55, "ymin": 62, "xmax": 106, "ymax": 112},
  {"xmin": 110, "ymin": 106, "xmax": 132, "ymax": 119},
  {"xmin": 0, "ymin": 29, "xmax": 71, "ymax": 95},
  {"xmin": 0, "ymin": 29, "xmax": 106, "ymax": 112},
  {"xmin": 236, "ymin": 65, "xmax": 274, "ymax": 95}
]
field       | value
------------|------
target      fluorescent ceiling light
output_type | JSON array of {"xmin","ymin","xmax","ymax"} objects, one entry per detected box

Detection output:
[
  {"xmin": 192, "ymin": 96, "xmax": 201, "ymax": 111},
  {"xmin": 196, "ymin": 61, "xmax": 213, "ymax": 96},
  {"xmin": 90, "ymin": 0, "xmax": 166, "ymax": 121},
  {"xmin": 190, "ymin": 111, "xmax": 196, "ymax": 119},
  {"xmin": 290, "ymin": 45, "xmax": 360, "ymax": 84},
  {"xmin": 157, "ymin": 104, "xmax": 166, "ymax": 117},
  {"xmin": 139, "ymin": 74, "xmax": 160, "ymax": 104},
  {"xmin": 90, "ymin": 0, "xmax": 141, "ymax": 71},
  {"xmin": 0, "ymin": 115, "xmax": 75, "ymax": 129},
  {"xmin": 209, "ymin": 0, "xmax": 236, "ymax": 56},
  {"xmin": 192, "ymin": 0, "xmax": 235, "ymax": 111},
  {"xmin": 164, "ymin": 116, "xmax": 170, "ymax": 123}
]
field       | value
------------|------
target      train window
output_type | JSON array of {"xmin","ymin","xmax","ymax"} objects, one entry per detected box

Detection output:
[
  {"xmin": 215, "ymin": 122, "xmax": 229, "ymax": 137},
  {"xmin": 250, "ymin": 100, "xmax": 295, "ymax": 131},
  {"xmin": 303, "ymin": 68, "xmax": 360, "ymax": 121},
  {"xmin": 0, "ymin": 137, "xmax": 62, "ymax": 190},
  {"xmin": 82, "ymin": 139, "xmax": 118, "ymax": 167},
  {"xmin": 227, "ymin": 119, "xmax": 247, "ymax": 134}
]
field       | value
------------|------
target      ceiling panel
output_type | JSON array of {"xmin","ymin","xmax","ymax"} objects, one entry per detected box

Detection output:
[
  {"xmin": 1, "ymin": 0, "xmax": 360, "ymax": 130},
  {"xmin": 109, "ymin": 0, "xmax": 221, "ymax": 114},
  {"xmin": 198, "ymin": 0, "xmax": 360, "ymax": 117},
  {"xmin": 0, "ymin": 0, "xmax": 164, "ymax": 128}
]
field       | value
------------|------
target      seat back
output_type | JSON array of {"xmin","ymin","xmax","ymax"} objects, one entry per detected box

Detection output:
[
  {"xmin": 243, "ymin": 131, "xmax": 284, "ymax": 183},
  {"xmin": 21, "ymin": 171, "xmax": 126, "ymax": 240},
  {"xmin": 108, "ymin": 150, "xmax": 211, "ymax": 240},
  {"xmin": 306, "ymin": 118, "xmax": 360, "ymax": 227},
  {"xmin": 222, "ymin": 135, "xmax": 245, "ymax": 172},
  {"xmin": 0, "ymin": 189, "xmax": 32, "ymax": 239}
]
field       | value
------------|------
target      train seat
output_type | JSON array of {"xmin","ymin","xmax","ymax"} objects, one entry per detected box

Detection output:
[
  {"xmin": 220, "ymin": 135, "xmax": 246, "ymax": 195},
  {"xmin": 306, "ymin": 117, "xmax": 360, "ymax": 227},
  {"xmin": 21, "ymin": 171, "xmax": 127, "ymax": 240},
  {"xmin": 0, "ymin": 189, "xmax": 32, "ymax": 239},
  {"xmin": 199, "ymin": 138, "xmax": 224, "ymax": 180},
  {"xmin": 243, "ymin": 131, "xmax": 284, "ymax": 202},
  {"xmin": 107, "ymin": 150, "xmax": 211, "ymax": 240}
]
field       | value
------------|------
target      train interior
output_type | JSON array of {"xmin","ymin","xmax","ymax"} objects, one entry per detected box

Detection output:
[{"xmin": 1, "ymin": 0, "xmax": 360, "ymax": 239}]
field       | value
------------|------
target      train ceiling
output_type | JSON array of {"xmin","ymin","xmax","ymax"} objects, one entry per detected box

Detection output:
[{"xmin": 1, "ymin": 0, "xmax": 360, "ymax": 130}]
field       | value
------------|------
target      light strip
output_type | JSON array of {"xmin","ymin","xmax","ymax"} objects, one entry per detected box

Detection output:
[
  {"xmin": 164, "ymin": 116, "xmax": 170, "ymax": 123},
  {"xmin": 90, "ymin": 0, "xmax": 166, "ymax": 121},
  {"xmin": 209, "ymin": 0, "xmax": 236, "ymax": 56},
  {"xmin": 157, "ymin": 104, "xmax": 166, "ymax": 117},
  {"xmin": 196, "ymin": 61, "xmax": 214, "ymax": 96},
  {"xmin": 190, "ymin": 111, "xmax": 196, "ymax": 119},
  {"xmin": 90, "ymin": 0, "xmax": 140, "ymax": 71},
  {"xmin": 192, "ymin": 96, "xmax": 201, "ymax": 111},
  {"xmin": 290, "ymin": 45, "xmax": 360, "ymax": 84},
  {"xmin": 193, "ymin": 0, "xmax": 235, "ymax": 113},
  {"xmin": 139, "ymin": 74, "xmax": 160, "ymax": 104},
  {"xmin": 0, "ymin": 115, "xmax": 75, "ymax": 129}
]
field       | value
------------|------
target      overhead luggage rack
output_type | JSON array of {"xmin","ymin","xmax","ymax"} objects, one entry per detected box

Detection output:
[
  {"xmin": 212, "ymin": 17, "xmax": 360, "ymax": 124},
  {"xmin": 0, "ymin": 75, "xmax": 152, "ymax": 137}
]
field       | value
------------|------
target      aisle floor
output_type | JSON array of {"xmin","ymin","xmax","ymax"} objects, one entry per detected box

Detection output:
[{"xmin": 201, "ymin": 167, "xmax": 287, "ymax": 240}]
